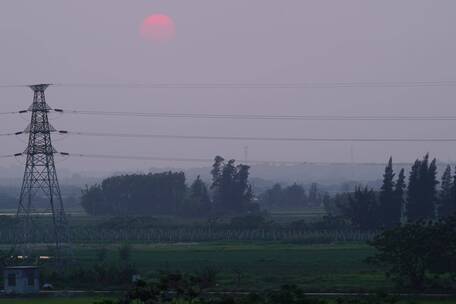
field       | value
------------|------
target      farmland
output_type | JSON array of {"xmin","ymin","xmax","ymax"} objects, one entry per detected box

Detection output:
[
  {"xmin": 70, "ymin": 242, "xmax": 383, "ymax": 291},
  {"xmin": 1, "ymin": 212, "xmax": 455, "ymax": 303},
  {"xmin": 2, "ymin": 241, "xmax": 384, "ymax": 292}
]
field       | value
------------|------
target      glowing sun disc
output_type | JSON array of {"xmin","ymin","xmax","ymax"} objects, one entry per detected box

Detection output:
[{"xmin": 140, "ymin": 14, "xmax": 176, "ymax": 43}]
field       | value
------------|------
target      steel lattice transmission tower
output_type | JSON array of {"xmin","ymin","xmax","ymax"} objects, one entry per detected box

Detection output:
[{"xmin": 16, "ymin": 84, "xmax": 69, "ymax": 256}]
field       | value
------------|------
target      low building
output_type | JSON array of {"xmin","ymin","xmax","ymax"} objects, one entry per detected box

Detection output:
[{"xmin": 3, "ymin": 266, "xmax": 40, "ymax": 294}]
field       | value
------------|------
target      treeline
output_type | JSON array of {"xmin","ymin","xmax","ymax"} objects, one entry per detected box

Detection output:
[
  {"xmin": 81, "ymin": 156, "xmax": 257, "ymax": 217},
  {"xmin": 258, "ymin": 183, "xmax": 327, "ymax": 210},
  {"xmin": 328, "ymin": 154, "xmax": 456, "ymax": 230}
]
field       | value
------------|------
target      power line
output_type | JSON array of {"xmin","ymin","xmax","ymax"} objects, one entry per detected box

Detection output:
[
  {"xmin": 3, "ymin": 81, "xmax": 456, "ymax": 90},
  {"xmin": 3, "ymin": 152, "xmax": 455, "ymax": 166},
  {"xmin": 61, "ymin": 153, "xmax": 217, "ymax": 163},
  {"xmin": 0, "ymin": 151, "xmax": 308, "ymax": 165},
  {"xmin": 51, "ymin": 81, "xmax": 456, "ymax": 89},
  {"xmin": 57, "ymin": 152, "xmax": 323, "ymax": 165},
  {"xmin": 5, "ymin": 129, "xmax": 456, "ymax": 143},
  {"xmin": 0, "ymin": 110, "xmax": 27, "ymax": 116},
  {"xmin": 62, "ymin": 130, "xmax": 456, "ymax": 143},
  {"xmin": 0, "ymin": 84, "xmax": 29, "ymax": 88},
  {"xmin": 0, "ymin": 154, "xmax": 16, "ymax": 159},
  {"xmin": 57, "ymin": 109, "xmax": 456, "ymax": 121},
  {"xmin": 54, "ymin": 153, "xmax": 456, "ymax": 166},
  {"xmin": 0, "ymin": 107, "xmax": 452, "ymax": 122},
  {"xmin": 0, "ymin": 132, "xmax": 21, "ymax": 137}
]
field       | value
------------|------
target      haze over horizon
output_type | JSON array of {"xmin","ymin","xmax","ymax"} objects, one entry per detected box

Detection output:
[{"xmin": 1, "ymin": 0, "xmax": 456, "ymax": 173}]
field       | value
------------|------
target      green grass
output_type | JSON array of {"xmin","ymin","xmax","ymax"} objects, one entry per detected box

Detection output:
[
  {"xmin": 12, "ymin": 242, "xmax": 380, "ymax": 291},
  {"xmin": 69, "ymin": 242, "xmax": 386, "ymax": 291}
]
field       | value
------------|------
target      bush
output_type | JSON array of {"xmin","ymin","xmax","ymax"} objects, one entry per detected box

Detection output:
[{"xmin": 368, "ymin": 217, "xmax": 456, "ymax": 290}]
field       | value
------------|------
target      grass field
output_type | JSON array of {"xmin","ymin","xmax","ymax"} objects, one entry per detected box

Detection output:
[
  {"xmin": 0, "ymin": 241, "xmax": 453, "ymax": 303},
  {"xmin": 67, "ymin": 242, "xmax": 386, "ymax": 291}
]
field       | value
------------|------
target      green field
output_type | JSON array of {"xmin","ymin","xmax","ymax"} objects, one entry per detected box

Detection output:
[
  {"xmin": 67, "ymin": 242, "xmax": 385, "ymax": 291},
  {"xmin": 0, "ymin": 242, "xmax": 455, "ymax": 303}
]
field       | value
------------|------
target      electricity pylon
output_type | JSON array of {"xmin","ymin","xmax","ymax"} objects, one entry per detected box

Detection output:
[{"xmin": 16, "ymin": 84, "xmax": 69, "ymax": 258}]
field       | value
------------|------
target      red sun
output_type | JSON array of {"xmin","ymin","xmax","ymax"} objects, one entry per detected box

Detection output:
[{"xmin": 140, "ymin": 14, "xmax": 176, "ymax": 43}]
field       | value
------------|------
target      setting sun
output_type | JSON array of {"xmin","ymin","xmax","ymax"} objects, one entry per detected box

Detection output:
[{"xmin": 140, "ymin": 14, "xmax": 176, "ymax": 43}]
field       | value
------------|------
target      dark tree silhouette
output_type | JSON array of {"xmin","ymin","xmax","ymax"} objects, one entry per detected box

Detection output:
[
  {"xmin": 379, "ymin": 157, "xmax": 398, "ymax": 228},
  {"xmin": 81, "ymin": 184, "xmax": 111, "ymax": 216},
  {"xmin": 210, "ymin": 156, "xmax": 255, "ymax": 214},
  {"xmin": 340, "ymin": 187, "xmax": 379, "ymax": 230},
  {"xmin": 394, "ymin": 168, "xmax": 406, "ymax": 223},
  {"xmin": 407, "ymin": 154, "xmax": 438, "ymax": 221},
  {"xmin": 81, "ymin": 172, "xmax": 187, "ymax": 216},
  {"xmin": 308, "ymin": 183, "xmax": 319, "ymax": 204},
  {"xmin": 439, "ymin": 165, "xmax": 455, "ymax": 218},
  {"xmin": 183, "ymin": 176, "xmax": 212, "ymax": 217},
  {"xmin": 369, "ymin": 217, "xmax": 456, "ymax": 290}
]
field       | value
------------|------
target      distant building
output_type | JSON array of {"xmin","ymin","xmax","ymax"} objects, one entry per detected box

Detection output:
[{"xmin": 3, "ymin": 266, "xmax": 40, "ymax": 294}]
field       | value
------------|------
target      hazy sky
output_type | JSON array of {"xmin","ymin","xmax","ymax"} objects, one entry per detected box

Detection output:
[{"xmin": 1, "ymin": 0, "xmax": 456, "ymax": 172}]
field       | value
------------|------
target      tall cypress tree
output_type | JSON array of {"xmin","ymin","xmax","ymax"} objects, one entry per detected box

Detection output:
[
  {"xmin": 407, "ymin": 159, "xmax": 420, "ymax": 220},
  {"xmin": 438, "ymin": 165, "xmax": 453, "ymax": 218},
  {"xmin": 211, "ymin": 156, "xmax": 225, "ymax": 188},
  {"xmin": 407, "ymin": 154, "xmax": 438, "ymax": 221},
  {"xmin": 394, "ymin": 168, "xmax": 406, "ymax": 224},
  {"xmin": 379, "ymin": 157, "xmax": 396, "ymax": 228},
  {"xmin": 427, "ymin": 158, "xmax": 439, "ymax": 218}
]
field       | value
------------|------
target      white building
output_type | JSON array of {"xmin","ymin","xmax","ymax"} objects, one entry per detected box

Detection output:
[{"xmin": 3, "ymin": 266, "xmax": 40, "ymax": 294}]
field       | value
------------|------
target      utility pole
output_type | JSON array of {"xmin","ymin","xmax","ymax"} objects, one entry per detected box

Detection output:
[{"xmin": 16, "ymin": 84, "xmax": 69, "ymax": 258}]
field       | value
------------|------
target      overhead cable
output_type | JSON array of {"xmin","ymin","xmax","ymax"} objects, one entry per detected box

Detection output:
[
  {"xmin": 62, "ymin": 131, "xmax": 456, "ymax": 143},
  {"xmin": 56, "ymin": 109, "xmax": 456, "ymax": 121},
  {"xmin": 52, "ymin": 81, "xmax": 456, "ymax": 89},
  {"xmin": 58, "ymin": 152, "xmax": 317, "ymax": 165}
]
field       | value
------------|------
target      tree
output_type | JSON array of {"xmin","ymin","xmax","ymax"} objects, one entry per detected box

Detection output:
[
  {"xmin": 439, "ymin": 165, "xmax": 456, "ymax": 218},
  {"xmin": 368, "ymin": 217, "xmax": 456, "ymax": 290},
  {"xmin": 259, "ymin": 183, "xmax": 310, "ymax": 210},
  {"xmin": 80, "ymin": 172, "xmax": 187, "ymax": 216},
  {"xmin": 324, "ymin": 192, "xmax": 350, "ymax": 217},
  {"xmin": 340, "ymin": 187, "xmax": 379, "ymax": 230},
  {"xmin": 210, "ymin": 156, "xmax": 224, "ymax": 189},
  {"xmin": 283, "ymin": 184, "xmax": 307, "ymax": 208},
  {"xmin": 183, "ymin": 176, "xmax": 212, "ymax": 217},
  {"xmin": 259, "ymin": 183, "xmax": 283, "ymax": 208},
  {"xmin": 394, "ymin": 169, "xmax": 406, "ymax": 223},
  {"xmin": 407, "ymin": 154, "xmax": 438, "ymax": 221},
  {"xmin": 81, "ymin": 184, "xmax": 110, "ymax": 216},
  {"xmin": 308, "ymin": 183, "xmax": 319, "ymax": 205},
  {"xmin": 211, "ymin": 156, "xmax": 255, "ymax": 214},
  {"xmin": 379, "ymin": 157, "xmax": 398, "ymax": 228}
]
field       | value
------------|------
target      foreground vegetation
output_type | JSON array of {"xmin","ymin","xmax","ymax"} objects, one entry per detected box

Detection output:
[
  {"xmin": 100, "ymin": 280, "xmax": 456, "ymax": 304},
  {"xmin": 0, "ymin": 295, "xmax": 455, "ymax": 304}
]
